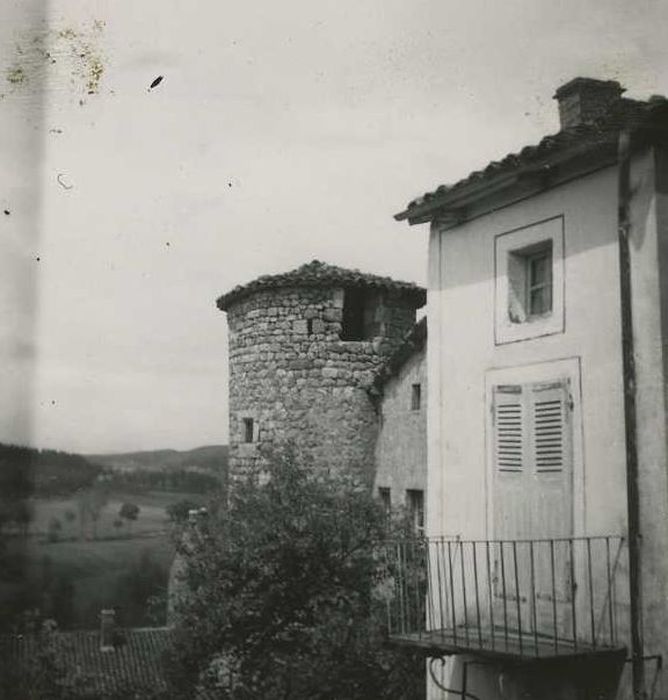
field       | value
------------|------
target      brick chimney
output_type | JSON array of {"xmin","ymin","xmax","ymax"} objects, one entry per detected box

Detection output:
[
  {"xmin": 553, "ymin": 78, "xmax": 625, "ymax": 130},
  {"xmin": 100, "ymin": 608, "xmax": 115, "ymax": 651}
]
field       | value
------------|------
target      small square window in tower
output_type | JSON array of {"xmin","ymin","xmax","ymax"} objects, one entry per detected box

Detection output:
[
  {"xmin": 242, "ymin": 417, "xmax": 254, "ymax": 443},
  {"xmin": 411, "ymin": 383, "xmax": 421, "ymax": 411},
  {"xmin": 508, "ymin": 240, "xmax": 553, "ymax": 322}
]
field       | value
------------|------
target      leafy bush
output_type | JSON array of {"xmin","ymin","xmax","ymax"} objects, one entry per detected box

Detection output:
[
  {"xmin": 163, "ymin": 448, "xmax": 423, "ymax": 699},
  {"xmin": 165, "ymin": 499, "xmax": 200, "ymax": 524},
  {"xmin": 119, "ymin": 502, "xmax": 140, "ymax": 522}
]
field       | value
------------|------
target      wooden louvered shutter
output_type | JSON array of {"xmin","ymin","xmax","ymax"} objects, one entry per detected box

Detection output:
[
  {"xmin": 493, "ymin": 385, "xmax": 524, "ymax": 473},
  {"xmin": 530, "ymin": 381, "xmax": 569, "ymax": 473}
]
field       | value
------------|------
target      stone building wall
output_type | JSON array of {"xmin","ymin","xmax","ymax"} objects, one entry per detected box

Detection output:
[
  {"xmin": 225, "ymin": 285, "xmax": 417, "ymax": 483},
  {"xmin": 374, "ymin": 346, "xmax": 427, "ymax": 516}
]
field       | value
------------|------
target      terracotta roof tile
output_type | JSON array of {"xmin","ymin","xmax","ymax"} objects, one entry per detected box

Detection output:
[
  {"xmin": 217, "ymin": 259, "xmax": 426, "ymax": 310},
  {"xmin": 370, "ymin": 316, "xmax": 427, "ymax": 395},
  {"xmin": 3, "ymin": 626, "xmax": 173, "ymax": 697},
  {"xmin": 397, "ymin": 97, "xmax": 668, "ymax": 222}
]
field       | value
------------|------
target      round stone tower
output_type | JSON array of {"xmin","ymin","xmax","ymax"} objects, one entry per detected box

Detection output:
[{"xmin": 216, "ymin": 260, "xmax": 425, "ymax": 485}]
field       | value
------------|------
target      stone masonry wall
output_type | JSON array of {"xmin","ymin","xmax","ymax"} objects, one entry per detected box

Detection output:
[{"xmin": 226, "ymin": 285, "xmax": 417, "ymax": 484}]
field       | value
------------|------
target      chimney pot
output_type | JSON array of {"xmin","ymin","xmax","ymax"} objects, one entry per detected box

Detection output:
[
  {"xmin": 100, "ymin": 608, "xmax": 115, "ymax": 651},
  {"xmin": 553, "ymin": 77, "xmax": 625, "ymax": 130}
]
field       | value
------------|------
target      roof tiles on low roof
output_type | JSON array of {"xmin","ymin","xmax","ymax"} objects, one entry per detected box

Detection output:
[
  {"xmin": 3, "ymin": 626, "xmax": 173, "ymax": 697},
  {"xmin": 396, "ymin": 95, "xmax": 668, "ymax": 224},
  {"xmin": 217, "ymin": 259, "xmax": 426, "ymax": 310},
  {"xmin": 370, "ymin": 316, "xmax": 427, "ymax": 395}
]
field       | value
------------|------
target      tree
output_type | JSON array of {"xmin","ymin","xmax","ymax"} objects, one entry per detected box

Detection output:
[
  {"xmin": 163, "ymin": 448, "xmax": 423, "ymax": 699},
  {"xmin": 114, "ymin": 548, "xmax": 167, "ymax": 627},
  {"xmin": 119, "ymin": 502, "xmax": 140, "ymax": 535},
  {"xmin": 76, "ymin": 481, "xmax": 109, "ymax": 540},
  {"xmin": 166, "ymin": 499, "xmax": 200, "ymax": 524},
  {"xmin": 0, "ymin": 618, "xmax": 69, "ymax": 699}
]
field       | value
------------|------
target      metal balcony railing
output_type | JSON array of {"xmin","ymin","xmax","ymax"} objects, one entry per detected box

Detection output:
[{"xmin": 382, "ymin": 536, "xmax": 627, "ymax": 660}]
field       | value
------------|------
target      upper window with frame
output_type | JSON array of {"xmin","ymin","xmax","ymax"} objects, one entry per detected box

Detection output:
[
  {"xmin": 508, "ymin": 240, "xmax": 553, "ymax": 323},
  {"xmin": 495, "ymin": 216, "xmax": 564, "ymax": 344}
]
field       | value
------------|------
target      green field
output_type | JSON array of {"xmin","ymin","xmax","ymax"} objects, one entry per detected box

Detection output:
[{"xmin": 2, "ymin": 490, "xmax": 206, "ymax": 630}]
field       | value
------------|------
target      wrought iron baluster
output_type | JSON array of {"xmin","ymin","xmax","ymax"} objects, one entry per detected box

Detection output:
[
  {"xmin": 569, "ymin": 538, "xmax": 578, "ymax": 651},
  {"xmin": 606, "ymin": 537, "xmax": 613, "ymax": 646},
  {"xmin": 486, "ymin": 541, "xmax": 495, "ymax": 650},
  {"xmin": 550, "ymin": 539, "xmax": 558, "ymax": 654},
  {"xmin": 435, "ymin": 539, "xmax": 446, "ymax": 641},
  {"xmin": 460, "ymin": 541, "xmax": 469, "ymax": 645},
  {"xmin": 500, "ymin": 541, "xmax": 508, "ymax": 651},
  {"xmin": 447, "ymin": 540, "xmax": 457, "ymax": 643},
  {"xmin": 472, "ymin": 542, "xmax": 482, "ymax": 648},
  {"xmin": 529, "ymin": 540, "xmax": 538, "ymax": 656},
  {"xmin": 587, "ymin": 538, "xmax": 596, "ymax": 648}
]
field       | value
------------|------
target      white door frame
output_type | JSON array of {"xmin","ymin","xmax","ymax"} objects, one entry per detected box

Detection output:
[{"xmin": 484, "ymin": 356, "xmax": 585, "ymax": 542}]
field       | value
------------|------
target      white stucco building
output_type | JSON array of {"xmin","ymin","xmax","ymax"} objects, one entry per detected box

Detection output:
[{"xmin": 389, "ymin": 78, "xmax": 668, "ymax": 700}]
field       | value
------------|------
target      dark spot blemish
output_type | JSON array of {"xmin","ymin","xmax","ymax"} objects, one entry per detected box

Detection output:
[
  {"xmin": 228, "ymin": 182, "xmax": 232, "ymax": 188},
  {"xmin": 166, "ymin": 241, "xmax": 170, "ymax": 247},
  {"xmin": 149, "ymin": 75, "xmax": 163, "ymax": 89},
  {"xmin": 3, "ymin": 210, "xmax": 9, "ymax": 216},
  {"xmin": 36, "ymin": 256, "xmax": 40, "ymax": 261},
  {"xmin": 57, "ymin": 173, "xmax": 73, "ymax": 190}
]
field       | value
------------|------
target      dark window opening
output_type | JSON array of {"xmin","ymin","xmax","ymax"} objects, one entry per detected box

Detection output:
[
  {"xmin": 378, "ymin": 487, "xmax": 391, "ymax": 516},
  {"xmin": 340, "ymin": 288, "xmax": 381, "ymax": 341},
  {"xmin": 411, "ymin": 383, "xmax": 421, "ymax": 411},
  {"xmin": 307, "ymin": 318, "xmax": 314, "ymax": 335},
  {"xmin": 406, "ymin": 489, "xmax": 424, "ymax": 534},
  {"xmin": 340, "ymin": 288, "xmax": 366, "ymax": 340},
  {"xmin": 242, "ymin": 417, "xmax": 254, "ymax": 443}
]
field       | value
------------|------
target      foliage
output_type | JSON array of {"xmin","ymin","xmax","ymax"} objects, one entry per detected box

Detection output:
[
  {"xmin": 163, "ymin": 448, "xmax": 424, "ymax": 699},
  {"xmin": 0, "ymin": 619, "xmax": 69, "ymax": 700},
  {"xmin": 119, "ymin": 502, "xmax": 140, "ymax": 522},
  {"xmin": 104, "ymin": 468, "xmax": 221, "ymax": 495},
  {"xmin": 165, "ymin": 498, "xmax": 201, "ymax": 523},
  {"xmin": 0, "ymin": 442, "xmax": 101, "ymax": 499},
  {"xmin": 77, "ymin": 481, "xmax": 110, "ymax": 540},
  {"xmin": 113, "ymin": 548, "xmax": 168, "ymax": 627}
]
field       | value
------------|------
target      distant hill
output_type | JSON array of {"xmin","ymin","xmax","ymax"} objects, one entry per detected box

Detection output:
[
  {"xmin": 0, "ymin": 443, "xmax": 102, "ymax": 497},
  {"xmin": 86, "ymin": 445, "xmax": 228, "ymax": 474}
]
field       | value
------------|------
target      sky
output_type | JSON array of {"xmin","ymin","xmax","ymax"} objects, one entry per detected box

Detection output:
[{"xmin": 0, "ymin": 0, "xmax": 666, "ymax": 454}]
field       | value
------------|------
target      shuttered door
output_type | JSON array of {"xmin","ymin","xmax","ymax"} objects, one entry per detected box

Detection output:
[{"xmin": 492, "ymin": 378, "xmax": 574, "ymax": 634}]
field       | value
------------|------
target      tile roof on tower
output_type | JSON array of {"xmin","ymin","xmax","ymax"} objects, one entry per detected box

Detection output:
[{"xmin": 217, "ymin": 259, "xmax": 426, "ymax": 310}]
